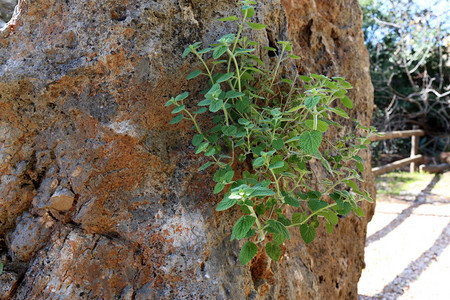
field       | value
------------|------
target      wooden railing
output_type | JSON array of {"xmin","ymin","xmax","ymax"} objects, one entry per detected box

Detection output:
[{"xmin": 370, "ymin": 126, "xmax": 425, "ymax": 176}]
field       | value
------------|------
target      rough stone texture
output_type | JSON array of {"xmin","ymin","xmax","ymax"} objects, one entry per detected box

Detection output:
[
  {"xmin": 0, "ymin": 0, "xmax": 374, "ymax": 299},
  {"xmin": 0, "ymin": 0, "xmax": 16, "ymax": 27}
]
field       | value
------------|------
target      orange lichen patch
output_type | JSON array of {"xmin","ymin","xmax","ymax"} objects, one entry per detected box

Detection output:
[
  {"xmin": 244, "ymin": 284, "xmax": 252, "ymax": 297},
  {"xmin": 123, "ymin": 28, "xmax": 136, "ymax": 40},
  {"xmin": 250, "ymin": 250, "xmax": 273, "ymax": 283},
  {"xmin": 258, "ymin": 282, "xmax": 271, "ymax": 298},
  {"xmin": 104, "ymin": 49, "xmax": 127, "ymax": 73}
]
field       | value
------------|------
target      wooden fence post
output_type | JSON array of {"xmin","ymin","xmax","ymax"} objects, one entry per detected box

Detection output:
[{"xmin": 410, "ymin": 125, "xmax": 419, "ymax": 173}]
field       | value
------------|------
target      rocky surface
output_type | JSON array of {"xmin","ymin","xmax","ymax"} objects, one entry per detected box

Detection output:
[
  {"xmin": 0, "ymin": 0, "xmax": 374, "ymax": 299},
  {"xmin": 0, "ymin": 0, "xmax": 16, "ymax": 27}
]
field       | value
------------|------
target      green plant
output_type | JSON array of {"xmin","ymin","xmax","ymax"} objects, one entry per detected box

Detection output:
[{"xmin": 165, "ymin": 0, "xmax": 375, "ymax": 265}]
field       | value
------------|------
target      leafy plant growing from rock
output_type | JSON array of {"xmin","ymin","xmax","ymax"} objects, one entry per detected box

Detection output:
[{"xmin": 165, "ymin": 0, "xmax": 375, "ymax": 265}]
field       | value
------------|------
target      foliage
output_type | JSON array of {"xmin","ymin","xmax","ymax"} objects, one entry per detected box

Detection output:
[
  {"xmin": 360, "ymin": 0, "xmax": 450, "ymax": 157},
  {"xmin": 166, "ymin": 0, "xmax": 375, "ymax": 265}
]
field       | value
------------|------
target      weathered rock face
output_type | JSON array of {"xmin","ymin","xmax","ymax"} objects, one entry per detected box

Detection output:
[
  {"xmin": 0, "ymin": 0, "xmax": 16, "ymax": 27},
  {"xmin": 0, "ymin": 0, "xmax": 374, "ymax": 299}
]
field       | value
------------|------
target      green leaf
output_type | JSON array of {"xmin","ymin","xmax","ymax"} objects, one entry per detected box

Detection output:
[
  {"xmin": 218, "ymin": 15, "xmax": 238, "ymax": 21},
  {"xmin": 192, "ymin": 134, "xmax": 204, "ymax": 146},
  {"xmin": 214, "ymin": 167, "xmax": 229, "ymax": 182},
  {"xmin": 356, "ymin": 161, "xmax": 364, "ymax": 173},
  {"xmin": 223, "ymin": 170, "xmax": 235, "ymax": 183},
  {"xmin": 300, "ymin": 75, "xmax": 312, "ymax": 82},
  {"xmin": 305, "ymin": 120, "xmax": 329, "ymax": 132},
  {"xmin": 285, "ymin": 136, "xmax": 301, "ymax": 143},
  {"xmin": 288, "ymin": 54, "xmax": 301, "ymax": 59},
  {"xmin": 198, "ymin": 99, "xmax": 211, "ymax": 106},
  {"xmin": 216, "ymin": 195, "xmax": 236, "ymax": 211},
  {"xmin": 164, "ymin": 98, "xmax": 174, "ymax": 107},
  {"xmin": 198, "ymin": 47, "xmax": 213, "ymax": 54},
  {"xmin": 353, "ymin": 205, "xmax": 365, "ymax": 217},
  {"xmin": 213, "ymin": 45, "xmax": 228, "ymax": 59},
  {"xmin": 308, "ymin": 199, "xmax": 328, "ymax": 211},
  {"xmin": 320, "ymin": 210, "xmax": 339, "ymax": 225},
  {"xmin": 222, "ymin": 125, "xmax": 237, "ymax": 136},
  {"xmin": 171, "ymin": 105, "xmax": 185, "ymax": 114},
  {"xmin": 265, "ymin": 220, "xmax": 290, "ymax": 240},
  {"xmin": 225, "ymin": 91, "xmax": 245, "ymax": 98},
  {"xmin": 246, "ymin": 22, "xmax": 267, "ymax": 30},
  {"xmin": 299, "ymin": 130, "xmax": 322, "ymax": 154},
  {"xmin": 308, "ymin": 191, "xmax": 322, "ymax": 199},
  {"xmin": 242, "ymin": 6, "xmax": 255, "ymax": 18},
  {"xmin": 182, "ymin": 46, "xmax": 191, "ymax": 58},
  {"xmin": 209, "ymin": 99, "xmax": 224, "ymax": 112},
  {"xmin": 193, "ymin": 107, "xmax": 207, "ymax": 114},
  {"xmin": 218, "ymin": 34, "xmax": 236, "ymax": 44},
  {"xmin": 232, "ymin": 216, "xmax": 256, "ymax": 240},
  {"xmin": 339, "ymin": 80, "xmax": 352, "ymax": 89},
  {"xmin": 235, "ymin": 97, "xmax": 250, "ymax": 113},
  {"xmin": 169, "ymin": 114, "xmax": 184, "ymax": 124},
  {"xmin": 271, "ymin": 138, "xmax": 284, "ymax": 150},
  {"xmin": 239, "ymin": 241, "xmax": 258, "ymax": 265},
  {"xmin": 344, "ymin": 180, "xmax": 359, "ymax": 192},
  {"xmin": 238, "ymin": 118, "xmax": 250, "ymax": 125},
  {"xmin": 268, "ymin": 161, "xmax": 284, "ymax": 170},
  {"xmin": 264, "ymin": 46, "xmax": 277, "ymax": 52},
  {"xmin": 305, "ymin": 96, "xmax": 320, "ymax": 110},
  {"xmin": 199, "ymin": 161, "xmax": 212, "ymax": 171},
  {"xmin": 340, "ymin": 95, "xmax": 353, "ymax": 108},
  {"xmin": 319, "ymin": 154, "xmax": 333, "ymax": 175},
  {"xmin": 175, "ymin": 92, "xmax": 189, "ymax": 101},
  {"xmin": 0, "ymin": 262, "xmax": 3, "ymax": 275},
  {"xmin": 327, "ymin": 106, "xmax": 349, "ymax": 118},
  {"xmin": 252, "ymin": 157, "xmax": 265, "ymax": 167},
  {"xmin": 311, "ymin": 74, "xmax": 326, "ymax": 80},
  {"xmin": 325, "ymin": 222, "xmax": 334, "ymax": 233},
  {"xmin": 265, "ymin": 242, "xmax": 281, "ymax": 261},
  {"xmin": 292, "ymin": 212, "xmax": 306, "ymax": 225},
  {"xmin": 214, "ymin": 182, "xmax": 225, "ymax": 194},
  {"xmin": 186, "ymin": 70, "xmax": 203, "ymax": 80},
  {"xmin": 272, "ymin": 233, "xmax": 286, "ymax": 246},
  {"xmin": 204, "ymin": 147, "xmax": 216, "ymax": 156},
  {"xmin": 283, "ymin": 193, "xmax": 300, "ymax": 207},
  {"xmin": 248, "ymin": 186, "xmax": 275, "ymax": 197},
  {"xmin": 195, "ymin": 142, "xmax": 209, "ymax": 154},
  {"xmin": 300, "ymin": 224, "xmax": 316, "ymax": 244},
  {"xmin": 217, "ymin": 72, "xmax": 234, "ymax": 83}
]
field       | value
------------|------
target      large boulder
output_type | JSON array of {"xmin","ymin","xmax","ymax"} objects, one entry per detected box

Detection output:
[{"xmin": 0, "ymin": 0, "xmax": 374, "ymax": 299}]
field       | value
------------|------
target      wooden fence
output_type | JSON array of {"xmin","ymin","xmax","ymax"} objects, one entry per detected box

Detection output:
[{"xmin": 370, "ymin": 126, "xmax": 425, "ymax": 176}]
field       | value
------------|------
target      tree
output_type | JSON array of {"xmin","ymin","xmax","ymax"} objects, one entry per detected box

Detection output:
[{"xmin": 360, "ymin": 0, "xmax": 450, "ymax": 157}]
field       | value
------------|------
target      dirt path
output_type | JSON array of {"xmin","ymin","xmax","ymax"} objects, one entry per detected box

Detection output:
[{"xmin": 358, "ymin": 172, "xmax": 450, "ymax": 299}]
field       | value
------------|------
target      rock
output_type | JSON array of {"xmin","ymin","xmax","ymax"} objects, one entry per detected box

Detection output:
[
  {"xmin": 6, "ymin": 212, "xmax": 54, "ymax": 262},
  {"xmin": 0, "ymin": 0, "xmax": 374, "ymax": 299},
  {"xmin": 0, "ymin": 270, "xmax": 19, "ymax": 299},
  {"xmin": 49, "ymin": 187, "xmax": 74, "ymax": 212}
]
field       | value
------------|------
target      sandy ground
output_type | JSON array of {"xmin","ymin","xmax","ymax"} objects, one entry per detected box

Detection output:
[{"xmin": 358, "ymin": 172, "xmax": 450, "ymax": 300}]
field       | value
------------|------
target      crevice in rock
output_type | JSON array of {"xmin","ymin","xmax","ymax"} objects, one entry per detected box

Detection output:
[
  {"xmin": 265, "ymin": 29, "xmax": 279, "ymax": 57},
  {"xmin": 301, "ymin": 19, "xmax": 313, "ymax": 48}
]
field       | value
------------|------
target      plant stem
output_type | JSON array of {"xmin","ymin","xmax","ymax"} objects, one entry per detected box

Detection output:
[
  {"xmin": 248, "ymin": 206, "xmax": 265, "ymax": 242},
  {"xmin": 184, "ymin": 109, "xmax": 203, "ymax": 135},
  {"xmin": 287, "ymin": 203, "xmax": 338, "ymax": 227}
]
